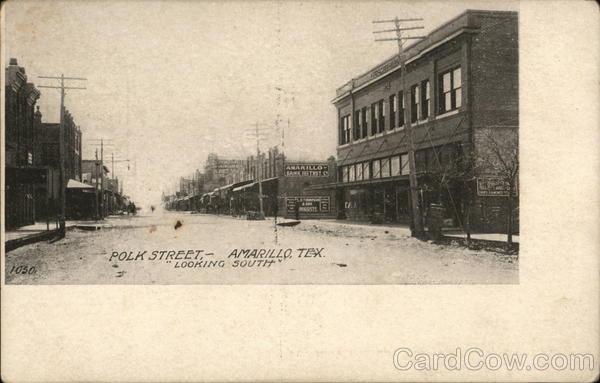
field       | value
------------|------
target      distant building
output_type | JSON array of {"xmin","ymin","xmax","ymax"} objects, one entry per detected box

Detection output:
[
  {"xmin": 326, "ymin": 10, "xmax": 518, "ymax": 232},
  {"xmin": 4, "ymin": 58, "xmax": 43, "ymax": 229},
  {"xmin": 82, "ymin": 160, "xmax": 110, "ymax": 218},
  {"xmin": 34, "ymin": 111, "xmax": 83, "ymax": 221}
]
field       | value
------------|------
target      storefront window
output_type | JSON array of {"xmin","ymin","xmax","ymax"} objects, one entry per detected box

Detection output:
[
  {"xmin": 400, "ymin": 154, "xmax": 409, "ymax": 175},
  {"xmin": 356, "ymin": 163, "xmax": 363, "ymax": 180},
  {"xmin": 349, "ymin": 164, "xmax": 355, "ymax": 182},
  {"xmin": 381, "ymin": 158, "xmax": 390, "ymax": 178},
  {"xmin": 391, "ymin": 156, "xmax": 400, "ymax": 176},
  {"xmin": 363, "ymin": 162, "xmax": 370, "ymax": 179},
  {"xmin": 342, "ymin": 166, "xmax": 349, "ymax": 182},
  {"xmin": 372, "ymin": 160, "xmax": 381, "ymax": 178}
]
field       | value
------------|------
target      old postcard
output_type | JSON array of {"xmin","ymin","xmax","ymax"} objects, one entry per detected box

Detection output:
[{"xmin": 1, "ymin": 0, "xmax": 598, "ymax": 382}]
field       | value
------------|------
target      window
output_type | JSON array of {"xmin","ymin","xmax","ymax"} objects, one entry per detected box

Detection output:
[
  {"xmin": 340, "ymin": 115, "xmax": 351, "ymax": 144},
  {"xmin": 356, "ymin": 162, "xmax": 363, "ymax": 180},
  {"xmin": 391, "ymin": 156, "xmax": 400, "ymax": 176},
  {"xmin": 353, "ymin": 110, "xmax": 360, "ymax": 140},
  {"xmin": 380, "ymin": 158, "xmax": 390, "ymax": 178},
  {"xmin": 378, "ymin": 100, "xmax": 385, "ymax": 133},
  {"xmin": 421, "ymin": 80, "xmax": 430, "ymax": 120},
  {"xmin": 411, "ymin": 84, "xmax": 420, "ymax": 123},
  {"xmin": 363, "ymin": 162, "xmax": 371, "ymax": 179},
  {"xmin": 349, "ymin": 164, "xmax": 356, "ymax": 182},
  {"xmin": 371, "ymin": 103, "xmax": 378, "ymax": 135},
  {"xmin": 398, "ymin": 91, "xmax": 405, "ymax": 127},
  {"xmin": 361, "ymin": 107, "xmax": 368, "ymax": 137},
  {"xmin": 400, "ymin": 153, "xmax": 409, "ymax": 175},
  {"xmin": 389, "ymin": 94, "xmax": 397, "ymax": 129},
  {"xmin": 342, "ymin": 166, "xmax": 349, "ymax": 182},
  {"xmin": 438, "ymin": 67, "xmax": 462, "ymax": 114},
  {"xmin": 372, "ymin": 159, "xmax": 381, "ymax": 178}
]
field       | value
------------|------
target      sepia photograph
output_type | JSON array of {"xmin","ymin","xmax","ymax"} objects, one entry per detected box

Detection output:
[
  {"xmin": 2, "ymin": 1, "xmax": 598, "ymax": 382},
  {"xmin": 3, "ymin": 1, "xmax": 519, "ymax": 285}
]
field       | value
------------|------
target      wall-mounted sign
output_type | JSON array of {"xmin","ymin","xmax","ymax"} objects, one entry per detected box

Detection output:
[
  {"xmin": 284, "ymin": 163, "xmax": 329, "ymax": 177},
  {"xmin": 286, "ymin": 197, "xmax": 330, "ymax": 213},
  {"xmin": 477, "ymin": 177, "xmax": 518, "ymax": 197}
]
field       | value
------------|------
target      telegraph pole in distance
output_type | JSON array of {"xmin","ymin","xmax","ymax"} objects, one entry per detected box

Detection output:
[
  {"xmin": 245, "ymin": 123, "xmax": 273, "ymax": 219},
  {"xmin": 95, "ymin": 149, "xmax": 100, "ymax": 220},
  {"xmin": 38, "ymin": 75, "xmax": 87, "ymax": 236},
  {"xmin": 373, "ymin": 17, "xmax": 426, "ymax": 237}
]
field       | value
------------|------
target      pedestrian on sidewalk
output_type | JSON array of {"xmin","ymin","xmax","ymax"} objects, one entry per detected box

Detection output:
[{"xmin": 294, "ymin": 199, "xmax": 300, "ymax": 220}]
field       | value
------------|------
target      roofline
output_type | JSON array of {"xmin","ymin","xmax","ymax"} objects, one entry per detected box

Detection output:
[{"xmin": 332, "ymin": 9, "xmax": 517, "ymax": 104}]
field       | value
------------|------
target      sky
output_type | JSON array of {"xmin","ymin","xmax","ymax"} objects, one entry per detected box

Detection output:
[{"xmin": 3, "ymin": 0, "xmax": 518, "ymax": 208}]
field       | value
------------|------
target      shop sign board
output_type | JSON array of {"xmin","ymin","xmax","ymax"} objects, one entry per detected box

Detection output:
[
  {"xmin": 286, "ymin": 196, "xmax": 330, "ymax": 213},
  {"xmin": 284, "ymin": 163, "xmax": 329, "ymax": 177},
  {"xmin": 477, "ymin": 177, "xmax": 518, "ymax": 197}
]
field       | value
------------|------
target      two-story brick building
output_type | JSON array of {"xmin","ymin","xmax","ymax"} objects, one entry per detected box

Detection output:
[
  {"xmin": 4, "ymin": 59, "xmax": 44, "ymax": 229},
  {"xmin": 328, "ymin": 10, "xmax": 518, "ymax": 233},
  {"xmin": 34, "ymin": 110, "xmax": 83, "ymax": 221}
]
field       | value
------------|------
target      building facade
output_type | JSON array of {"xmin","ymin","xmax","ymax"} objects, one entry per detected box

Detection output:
[
  {"xmin": 331, "ymin": 10, "xmax": 518, "ymax": 232},
  {"xmin": 82, "ymin": 160, "xmax": 111, "ymax": 218},
  {"xmin": 166, "ymin": 148, "xmax": 337, "ymax": 219},
  {"xmin": 34, "ymin": 113, "xmax": 83, "ymax": 221},
  {"xmin": 4, "ymin": 58, "xmax": 43, "ymax": 229}
]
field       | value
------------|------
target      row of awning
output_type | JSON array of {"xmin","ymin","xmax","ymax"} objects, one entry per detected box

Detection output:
[
  {"xmin": 168, "ymin": 178, "xmax": 281, "ymax": 204},
  {"xmin": 232, "ymin": 177, "xmax": 279, "ymax": 192}
]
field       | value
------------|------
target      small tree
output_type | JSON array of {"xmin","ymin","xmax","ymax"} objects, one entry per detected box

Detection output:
[
  {"xmin": 427, "ymin": 143, "xmax": 480, "ymax": 244},
  {"xmin": 475, "ymin": 128, "xmax": 519, "ymax": 245}
]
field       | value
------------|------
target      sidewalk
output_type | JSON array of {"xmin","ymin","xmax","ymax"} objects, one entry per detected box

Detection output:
[
  {"xmin": 4, "ymin": 215, "xmax": 133, "ymax": 252},
  {"xmin": 4, "ymin": 222, "xmax": 59, "ymax": 242},
  {"xmin": 276, "ymin": 217, "xmax": 518, "ymax": 244},
  {"xmin": 443, "ymin": 231, "xmax": 519, "ymax": 244}
]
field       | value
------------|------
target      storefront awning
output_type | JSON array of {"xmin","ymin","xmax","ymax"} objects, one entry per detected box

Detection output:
[
  {"xmin": 305, "ymin": 176, "xmax": 410, "ymax": 191},
  {"xmin": 67, "ymin": 179, "xmax": 95, "ymax": 189},
  {"xmin": 232, "ymin": 177, "xmax": 278, "ymax": 192}
]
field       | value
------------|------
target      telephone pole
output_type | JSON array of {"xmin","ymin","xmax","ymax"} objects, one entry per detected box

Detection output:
[
  {"xmin": 245, "ymin": 122, "xmax": 274, "ymax": 219},
  {"xmin": 373, "ymin": 17, "xmax": 426, "ymax": 237},
  {"xmin": 38, "ymin": 74, "xmax": 87, "ymax": 235},
  {"xmin": 95, "ymin": 149, "xmax": 100, "ymax": 220}
]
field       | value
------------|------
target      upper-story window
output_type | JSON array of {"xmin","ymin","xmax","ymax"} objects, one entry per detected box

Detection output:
[
  {"xmin": 340, "ymin": 114, "xmax": 351, "ymax": 145},
  {"xmin": 353, "ymin": 110, "xmax": 361, "ymax": 140},
  {"xmin": 421, "ymin": 80, "xmax": 430, "ymax": 120},
  {"xmin": 361, "ymin": 107, "xmax": 368, "ymax": 138},
  {"xmin": 389, "ymin": 94, "xmax": 397, "ymax": 130},
  {"xmin": 398, "ymin": 91, "xmax": 405, "ymax": 128},
  {"xmin": 410, "ymin": 84, "xmax": 420, "ymax": 123},
  {"xmin": 378, "ymin": 100, "xmax": 385, "ymax": 133},
  {"xmin": 439, "ymin": 67, "xmax": 462, "ymax": 114},
  {"xmin": 370, "ymin": 103, "xmax": 378, "ymax": 136}
]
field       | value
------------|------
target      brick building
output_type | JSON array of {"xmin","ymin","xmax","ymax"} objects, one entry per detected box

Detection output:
[
  {"xmin": 34, "ymin": 111, "xmax": 83, "ymax": 220},
  {"xmin": 82, "ymin": 160, "xmax": 110, "ymax": 218},
  {"xmin": 4, "ymin": 59, "xmax": 43, "ymax": 229},
  {"xmin": 327, "ymin": 10, "xmax": 518, "ymax": 233},
  {"xmin": 167, "ymin": 148, "xmax": 337, "ymax": 219}
]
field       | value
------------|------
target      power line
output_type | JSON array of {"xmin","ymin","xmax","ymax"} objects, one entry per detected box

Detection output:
[
  {"xmin": 372, "ymin": 16, "xmax": 426, "ymax": 236},
  {"xmin": 37, "ymin": 74, "xmax": 87, "ymax": 234}
]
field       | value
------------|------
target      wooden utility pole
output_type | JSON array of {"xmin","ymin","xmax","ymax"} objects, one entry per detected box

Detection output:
[
  {"xmin": 95, "ymin": 149, "xmax": 100, "ymax": 220},
  {"xmin": 38, "ymin": 74, "xmax": 87, "ymax": 235},
  {"xmin": 256, "ymin": 122, "xmax": 264, "ymax": 219},
  {"xmin": 373, "ymin": 17, "xmax": 426, "ymax": 237},
  {"xmin": 100, "ymin": 138, "xmax": 105, "ymax": 218},
  {"xmin": 245, "ymin": 122, "xmax": 274, "ymax": 219}
]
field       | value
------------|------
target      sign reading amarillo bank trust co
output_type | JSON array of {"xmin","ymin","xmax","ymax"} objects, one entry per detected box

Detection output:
[
  {"xmin": 477, "ymin": 177, "xmax": 518, "ymax": 197},
  {"xmin": 284, "ymin": 163, "xmax": 329, "ymax": 177}
]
